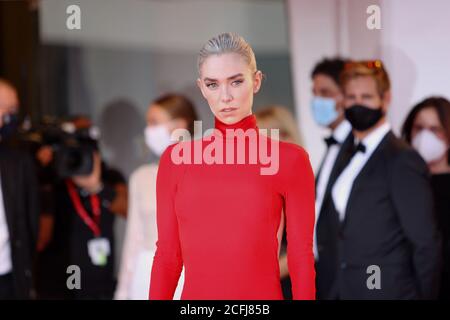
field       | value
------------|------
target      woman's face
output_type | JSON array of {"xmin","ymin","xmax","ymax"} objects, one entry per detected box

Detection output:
[
  {"xmin": 145, "ymin": 104, "xmax": 188, "ymax": 156},
  {"xmin": 197, "ymin": 53, "xmax": 262, "ymax": 125},
  {"xmin": 411, "ymin": 106, "xmax": 448, "ymax": 145}
]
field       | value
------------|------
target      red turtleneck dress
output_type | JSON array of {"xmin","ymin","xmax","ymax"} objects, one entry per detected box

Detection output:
[{"xmin": 149, "ymin": 114, "xmax": 316, "ymax": 300}]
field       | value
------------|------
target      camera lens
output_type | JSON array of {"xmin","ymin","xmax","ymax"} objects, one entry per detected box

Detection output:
[{"xmin": 66, "ymin": 149, "xmax": 83, "ymax": 171}]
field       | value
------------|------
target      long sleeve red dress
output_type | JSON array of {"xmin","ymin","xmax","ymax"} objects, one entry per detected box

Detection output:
[{"xmin": 149, "ymin": 114, "xmax": 316, "ymax": 300}]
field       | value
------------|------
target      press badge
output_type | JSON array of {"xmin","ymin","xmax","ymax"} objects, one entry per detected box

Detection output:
[{"xmin": 87, "ymin": 238, "xmax": 110, "ymax": 266}]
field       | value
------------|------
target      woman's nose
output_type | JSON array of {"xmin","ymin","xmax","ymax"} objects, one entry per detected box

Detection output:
[{"xmin": 220, "ymin": 85, "xmax": 233, "ymax": 103}]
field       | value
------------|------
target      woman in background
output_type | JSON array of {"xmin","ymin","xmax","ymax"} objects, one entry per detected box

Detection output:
[
  {"xmin": 255, "ymin": 105, "xmax": 303, "ymax": 300},
  {"xmin": 115, "ymin": 94, "xmax": 198, "ymax": 300},
  {"xmin": 402, "ymin": 96, "xmax": 450, "ymax": 299}
]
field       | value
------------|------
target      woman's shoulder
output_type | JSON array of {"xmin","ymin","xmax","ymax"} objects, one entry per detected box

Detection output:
[
  {"xmin": 278, "ymin": 140, "xmax": 309, "ymax": 160},
  {"xmin": 272, "ymin": 140, "xmax": 312, "ymax": 176},
  {"xmin": 269, "ymin": 140, "xmax": 314, "ymax": 189}
]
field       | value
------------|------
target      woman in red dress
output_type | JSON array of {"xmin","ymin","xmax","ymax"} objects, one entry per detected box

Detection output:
[{"xmin": 149, "ymin": 33, "xmax": 316, "ymax": 300}]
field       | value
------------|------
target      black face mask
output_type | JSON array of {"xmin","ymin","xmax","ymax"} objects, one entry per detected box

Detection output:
[
  {"xmin": 0, "ymin": 113, "xmax": 19, "ymax": 140},
  {"xmin": 344, "ymin": 104, "xmax": 384, "ymax": 131}
]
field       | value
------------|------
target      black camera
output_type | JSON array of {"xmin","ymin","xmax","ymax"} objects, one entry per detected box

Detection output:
[{"xmin": 21, "ymin": 118, "xmax": 100, "ymax": 178}]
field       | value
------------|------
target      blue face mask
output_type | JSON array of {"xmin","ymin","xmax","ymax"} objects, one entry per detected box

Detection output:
[{"xmin": 311, "ymin": 96, "xmax": 339, "ymax": 127}]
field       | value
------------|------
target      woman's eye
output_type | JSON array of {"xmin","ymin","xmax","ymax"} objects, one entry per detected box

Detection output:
[
  {"xmin": 206, "ymin": 83, "xmax": 218, "ymax": 89},
  {"xmin": 232, "ymin": 80, "xmax": 243, "ymax": 86}
]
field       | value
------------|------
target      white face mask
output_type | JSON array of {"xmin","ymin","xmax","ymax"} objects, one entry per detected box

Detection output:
[
  {"xmin": 144, "ymin": 124, "xmax": 172, "ymax": 156},
  {"xmin": 412, "ymin": 129, "xmax": 448, "ymax": 163}
]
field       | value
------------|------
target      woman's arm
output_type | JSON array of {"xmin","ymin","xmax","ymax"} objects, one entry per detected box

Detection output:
[
  {"xmin": 284, "ymin": 147, "xmax": 316, "ymax": 300},
  {"xmin": 277, "ymin": 211, "xmax": 289, "ymax": 279},
  {"xmin": 279, "ymin": 253, "xmax": 289, "ymax": 279},
  {"xmin": 149, "ymin": 145, "xmax": 183, "ymax": 300}
]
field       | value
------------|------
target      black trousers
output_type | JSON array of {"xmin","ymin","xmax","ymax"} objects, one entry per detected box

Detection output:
[{"xmin": 0, "ymin": 273, "xmax": 16, "ymax": 299}]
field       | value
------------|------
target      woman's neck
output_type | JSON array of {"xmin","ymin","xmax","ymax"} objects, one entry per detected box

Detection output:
[
  {"xmin": 214, "ymin": 114, "xmax": 257, "ymax": 136},
  {"xmin": 429, "ymin": 156, "xmax": 450, "ymax": 174}
]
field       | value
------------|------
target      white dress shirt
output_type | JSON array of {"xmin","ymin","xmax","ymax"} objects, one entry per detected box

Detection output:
[
  {"xmin": 313, "ymin": 120, "xmax": 352, "ymax": 259},
  {"xmin": 332, "ymin": 122, "xmax": 391, "ymax": 221},
  {"xmin": 0, "ymin": 172, "xmax": 13, "ymax": 275}
]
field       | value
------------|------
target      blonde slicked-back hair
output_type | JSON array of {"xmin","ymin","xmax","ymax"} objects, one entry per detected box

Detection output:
[{"xmin": 197, "ymin": 32, "xmax": 257, "ymax": 76}]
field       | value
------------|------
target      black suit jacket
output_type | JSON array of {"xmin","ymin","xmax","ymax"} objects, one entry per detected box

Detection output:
[
  {"xmin": 316, "ymin": 131, "xmax": 442, "ymax": 299},
  {"xmin": 0, "ymin": 142, "xmax": 40, "ymax": 299}
]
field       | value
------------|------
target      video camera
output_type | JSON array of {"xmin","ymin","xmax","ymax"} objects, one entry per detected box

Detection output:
[{"xmin": 20, "ymin": 117, "xmax": 100, "ymax": 178}]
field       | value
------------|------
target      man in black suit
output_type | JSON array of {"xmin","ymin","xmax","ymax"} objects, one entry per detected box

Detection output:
[
  {"xmin": 308, "ymin": 58, "xmax": 355, "ymax": 301},
  {"xmin": 315, "ymin": 61, "xmax": 441, "ymax": 299},
  {"xmin": 0, "ymin": 79, "xmax": 39, "ymax": 299}
]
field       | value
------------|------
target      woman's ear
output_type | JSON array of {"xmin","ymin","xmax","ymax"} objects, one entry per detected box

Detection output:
[
  {"xmin": 253, "ymin": 70, "xmax": 263, "ymax": 94},
  {"xmin": 197, "ymin": 78, "xmax": 207, "ymax": 99}
]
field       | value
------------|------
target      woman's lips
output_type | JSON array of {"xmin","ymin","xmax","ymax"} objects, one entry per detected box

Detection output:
[{"xmin": 220, "ymin": 107, "xmax": 238, "ymax": 113}]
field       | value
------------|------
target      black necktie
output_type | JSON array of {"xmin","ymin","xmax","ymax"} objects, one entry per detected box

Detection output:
[
  {"xmin": 353, "ymin": 141, "xmax": 366, "ymax": 155},
  {"xmin": 331, "ymin": 138, "xmax": 366, "ymax": 184},
  {"xmin": 324, "ymin": 135, "xmax": 339, "ymax": 148},
  {"xmin": 316, "ymin": 135, "xmax": 340, "ymax": 184}
]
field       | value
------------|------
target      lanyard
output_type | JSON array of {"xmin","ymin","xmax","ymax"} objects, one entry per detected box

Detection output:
[{"xmin": 66, "ymin": 180, "xmax": 101, "ymax": 237}]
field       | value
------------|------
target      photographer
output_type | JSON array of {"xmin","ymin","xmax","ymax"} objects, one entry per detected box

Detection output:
[
  {"xmin": 35, "ymin": 117, "xmax": 125, "ymax": 300},
  {"xmin": 0, "ymin": 79, "xmax": 40, "ymax": 299}
]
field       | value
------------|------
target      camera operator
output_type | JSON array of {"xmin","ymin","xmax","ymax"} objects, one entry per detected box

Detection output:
[
  {"xmin": 36, "ymin": 116, "xmax": 126, "ymax": 300},
  {"xmin": 0, "ymin": 78, "xmax": 40, "ymax": 299}
]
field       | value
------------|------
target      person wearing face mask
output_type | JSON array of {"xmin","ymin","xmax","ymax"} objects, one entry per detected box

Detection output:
[
  {"xmin": 0, "ymin": 79, "xmax": 40, "ymax": 299},
  {"xmin": 310, "ymin": 58, "xmax": 354, "ymax": 267},
  {"xmin": 310, "ymin": 58, "xmax": 350, "ymax": 130},
  {"xmin": 115, "ymin": 94, "xmax": 198, "ymax": 300},
  {"xmin": 316, "ymin": 61, "xmax": 441, "ymax": 299},
  {"xmin": 402, "ymin": 96, "xmax": 450, "ymax": 299}
]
